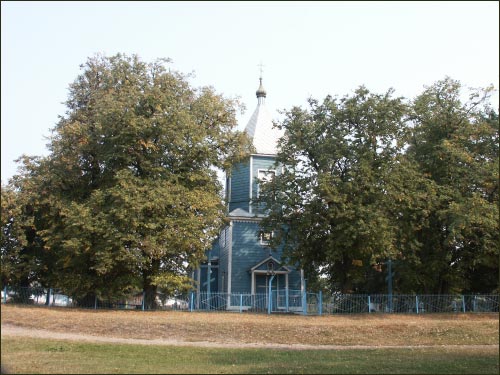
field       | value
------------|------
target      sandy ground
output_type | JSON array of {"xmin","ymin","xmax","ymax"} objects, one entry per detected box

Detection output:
[{"xmin": 2, "ymin": 323, "xmax": 498, "ymax": 351}]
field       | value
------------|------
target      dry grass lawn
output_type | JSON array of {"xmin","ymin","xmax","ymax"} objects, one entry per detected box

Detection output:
[{"xmin": 1, "ymin": 305, "xmax": 498, "ymax": 347}]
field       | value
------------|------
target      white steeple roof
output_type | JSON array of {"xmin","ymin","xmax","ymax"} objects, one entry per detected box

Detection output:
[{"xmin": 244, "ymin": 78, "xmax": 282, "ymax": 155}]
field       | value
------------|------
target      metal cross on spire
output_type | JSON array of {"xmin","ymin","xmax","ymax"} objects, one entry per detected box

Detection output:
[
  {"xmin": 258, "ymin": 62, "xmax": 265, "ymax": 79},
  {"xmin": 256, "ymin": 62, "xmax": 267, "ymax": 101}
]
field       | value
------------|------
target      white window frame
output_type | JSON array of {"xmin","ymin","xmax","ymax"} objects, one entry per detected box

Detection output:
[
  {"xmin": 256, "ymin": 169, "xmax": 276, "ymax": 198},
  {"xmin": 260, "ymin": 231, "xmax": 274, "ymax": 246}
]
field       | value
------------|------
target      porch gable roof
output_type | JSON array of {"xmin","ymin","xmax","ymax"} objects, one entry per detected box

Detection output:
[{"xmin": 250, "ymin": 256, "xmax": 291, "ymax": 273}]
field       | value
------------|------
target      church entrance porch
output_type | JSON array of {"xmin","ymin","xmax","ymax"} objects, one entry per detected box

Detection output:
[
  {"xmin": 255, "ymin": 273, "xmax": 279, "ymax": 295},
  {"xmin": 255, "ymin": 273, "xmax": 279, "ymax": 312},
  {"xmin": 245, "ymin": 255, "xmax": 302, "ymax": 312},
  {"xmin": 253, "ymin": 272, "xmax": 296, "ymax": 312}
]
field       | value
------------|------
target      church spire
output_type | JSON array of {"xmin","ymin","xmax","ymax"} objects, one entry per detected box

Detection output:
[
  {"xmin": 256, "ymin": 77, "xmax": 267, "ymax": 103},
  {"xmin": 256, "ymin": 62, "xmax": 266, "ymax": 104},
  {"xmin": 244, "ymin": 64, "xmax": 282, "ymax": 155}
]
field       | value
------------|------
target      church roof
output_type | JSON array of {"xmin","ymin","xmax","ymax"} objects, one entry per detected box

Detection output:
[
  {"xmin": 228, "ymin": 208, "xmax": 254, "ymax": 218},
  {"xmin": 244, "ymin": 78, "xmax": 283, "ymax": 155},
  {"xmin": 228, "ymin": 207, "xmax": 265, "ymax": 219}
]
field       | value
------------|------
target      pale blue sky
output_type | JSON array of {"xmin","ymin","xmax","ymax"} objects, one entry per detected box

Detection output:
[{"xmin": 2, "ymin": 1, "xmax": 499, "ymax": 183}]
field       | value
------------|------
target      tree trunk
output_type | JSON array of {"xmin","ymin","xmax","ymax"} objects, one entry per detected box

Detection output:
[{"xmin": 142, "ymin": 259, "xmax": 160, "ymax": 310}]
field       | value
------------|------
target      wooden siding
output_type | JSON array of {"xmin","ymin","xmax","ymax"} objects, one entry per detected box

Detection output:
[
  {"xmin": 230, "ymin": 220, "xmax": 301, "ymax": 293},
  {"xmin": 228, "ymin": 162, "xmax": 250, "ymax": 212},
  {"xmin": 228, "ymin": 156, "xmax": 280, "ymax": 214},
  {"xmin": 210, "ymin": 238, "xmax": 220, "ymax": 259},
  {"xmin": 196, "ymin": 154, "xmax": 302, "ymax": 298},
  {"xmin": 198, "ymin": 266, "xmax": 218, "ymax": 293},
  {"xmin": 230, "ymin": 221, "xmax": 261, "ymax": 293},
  {"xmin": 197, "ymin": 220, "xmax": 302, "ymax": 295},
  {"xmin": 218, "ymin": 226, "xmax": 230, "ymax": 293},
  {"xmin": 287, "ymin": 269, "xmax": 302, "ymax": 290},
  {"xmin": 250, "ymin": 155, "xmax": 282, "ymax": 214},
  {"xmin": 250, "ymin": 155, "xmax": 278, "ymax": 199}
]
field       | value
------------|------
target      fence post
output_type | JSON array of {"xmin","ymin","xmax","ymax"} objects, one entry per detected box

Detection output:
[
  {"xmin": 387, "ymin": 259, "xmax": 393, "ymax": 313},
  {"xmin": 285, "ymin": 287, "xmax": 289, "ymax": 313},
  {"xmin": 94, "ymin": 294, "xmax": 98, "ymax": 310},
  {"xmin": 368, "ymin": 295, "xmax": 371, "ymax": 314},
  {"xmin": 461, "ymin": 295, "xmax": 466, "ymax": 313},
  {"xmin": 141, "ymin": 291, "xmax": 145, "ymax": 311},
  {"xmin": 416, "ymin": 295, "xmax": 419, "ymax": 314},
  {"xmin": 3, "ymin": 286, "xmax": 7, "ymax": 304},
  {"xmin": 302, "ymin": 279, "xmax": 307, "ymax": 316},
  {"xmin": 47, "ymin": 288, "xmax": 52, "ymax": 307},
  {"xmin": 268, "ymin": 274, "xmax": 276, "ymax": 315},
  {"xmin": 318, "ymin": 291, "xmax": 323, "ymax": 316},
  {"xmin": 473, "ymin": 295, "xmax": 477, "ymax": 312},
  {"xmin": 189, "ymin": 291, "xmax": 194, "ymax": 312},
  {"xmin": 240, "ymin": 294, "xmax": 243, "ymax": 313}
]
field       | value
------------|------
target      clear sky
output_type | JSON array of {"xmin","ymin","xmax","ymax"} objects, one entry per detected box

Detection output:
[{"xmin": 2, "ymin": 1, "xmax": 499, "ymax": 183}]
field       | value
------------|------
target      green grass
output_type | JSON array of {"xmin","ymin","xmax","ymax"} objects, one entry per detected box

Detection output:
[{"xmin": 1, "ymin": 336, "xmax": 498, "ymax": 374}]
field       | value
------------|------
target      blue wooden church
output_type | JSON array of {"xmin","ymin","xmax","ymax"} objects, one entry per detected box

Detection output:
[{"xmin": 193, "ymin": 77, "xmax": 304, "ymax": 311}]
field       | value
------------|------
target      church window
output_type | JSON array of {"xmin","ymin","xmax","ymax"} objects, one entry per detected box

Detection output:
[
  {"xmin": 258, "ymin": 169, "xmax": 275, "ymax": 183},
  {"xmin": 257, "ymin": 169, "xmax": 275, "ymax": 197},
  {"xmin": 260, "ymin": 231, "xmax": 273, "ymax": 246},
  {"xmin": 267, "ymin": 260, "xmax": 274, "ymax": 272}
]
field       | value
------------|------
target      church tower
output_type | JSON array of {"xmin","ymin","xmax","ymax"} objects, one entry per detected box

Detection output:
[
  {"xmin": 194, "ymin": 76, "xmax": 304, "ymax": 311},
  {"xmin": 227, "ymin": 76, "xmax": 282, "ymax": 214}
]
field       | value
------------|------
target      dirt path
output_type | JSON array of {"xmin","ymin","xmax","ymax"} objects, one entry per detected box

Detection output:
[{"xmin": 2, "ymin": 323, "xmax": 497, "ymax": 351}]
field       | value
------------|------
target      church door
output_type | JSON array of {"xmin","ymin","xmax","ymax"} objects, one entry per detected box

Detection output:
[{"xmin": 255, "ymin": 274, "xmax": 279, "ymax": 310}]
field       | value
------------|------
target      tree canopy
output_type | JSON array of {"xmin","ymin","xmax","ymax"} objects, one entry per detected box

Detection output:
[
  {"xmin": 403, "ymin": 78, "xmax": 499, "ymax": 293},
  {"xmin": 2, "ymin": 59, "xmax": 497, "ymax": 298},
  {"xmin": 259, "ymin": 78, "xmax": 498, "ymax": 294},
  {"xmin": 1, "ymin": 53, "xmax": 253, "ymax": 305}
]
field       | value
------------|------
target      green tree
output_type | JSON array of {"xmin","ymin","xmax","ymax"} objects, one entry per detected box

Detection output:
[
  {"xmin": 1, "ymin": 184, "xmax": 32, "ymax": 288},
  {"xmin": 405, "ymin": 77, "xmax": 499, "ymax": 293},
  {"xmin": 259, "ymin": 87, "xmax": 407, "ymax": 293},
  {"xmin": 1, "ymin": 158, "xmax": 54, "ymax": 290},
  {"xmin": 6, "ymin": 53, "xmax": 252, "ymax": 305},
  {"xmin": 260, "ymin": 78, "xmax": 498, "ymax": 295}
]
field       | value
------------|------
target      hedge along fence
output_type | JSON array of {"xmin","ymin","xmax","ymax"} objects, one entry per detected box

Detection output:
[{"xmin": 2, "ymin": 286, "xmax": 498, "ymax": 315}]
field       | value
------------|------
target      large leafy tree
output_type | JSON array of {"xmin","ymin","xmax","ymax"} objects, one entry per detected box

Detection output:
[
  {"xmin": 259, "ymin": 87, "xmax": 407, "ymax": 293},
  {"xmin": 0, "ymin": 184, "xmax": 37, "ymax": 288},
  {"xmin": 4, "ymin": 53, "xmax": 252, "ymax": 305},
  {"xmin": 1, "ymin": 157, "xmax": 54, "ymax": 290},
  {"xmin": 404, "ymin": 77, "xmax": 499, "ymax": 293},
  {"xmin": 260, "ymin": 78, "xmax": 498, "ymax": 294}
]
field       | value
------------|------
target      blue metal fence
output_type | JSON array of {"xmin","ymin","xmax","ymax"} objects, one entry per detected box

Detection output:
[
  {"xmin": 2, "ymin": 286, "xmax": 498, "ymax": 315},
  {"xmin": 1, "ymin": 286, "xmax": 188, "ymax": 311},
  {"xmin": 321, "ymin": 294, "xmax": 500, "ymax": 314}
]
